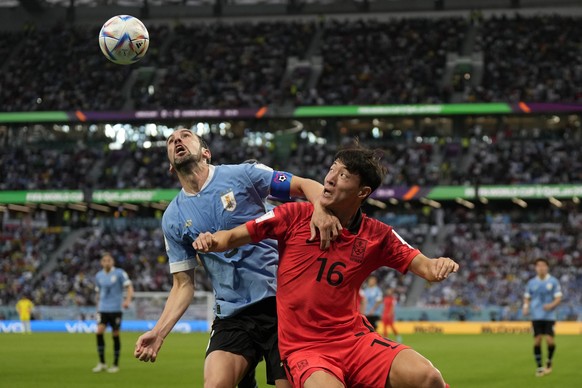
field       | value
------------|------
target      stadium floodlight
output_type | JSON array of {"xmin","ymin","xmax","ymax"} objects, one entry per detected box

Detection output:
[
  {"xmin": 573, "ymin": 197, "xmax": 580, "ymax": 204},
  {"xmin": 455, "ymin": 198, "xmax": 475, "ymax": 209},
  {"xmin": 511, "ymin": 198, "xmax": 527, "ymax": 208},
  {"xmin": 366, "ymin": 198, "xmax": 387, "ymax": 209},
  {"xmin": 549, "ymin": 197, "xmax": 563, "ymax": 208},
  {"xmin": 479, "ymin": 196, "xmax": 489, "ymax": 204}
]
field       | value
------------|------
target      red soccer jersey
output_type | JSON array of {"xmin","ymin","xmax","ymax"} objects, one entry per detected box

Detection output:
[
  {"xmin": 245, "ymin": 202, "xmax": 420, "ymax": 360},
  {"xmin": 383, "ymin": 296, "xmax": 396, "ymax": 318}
]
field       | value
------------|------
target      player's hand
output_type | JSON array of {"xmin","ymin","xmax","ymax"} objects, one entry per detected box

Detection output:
[
  {"xmin": 193, "ymin": 232, "xmax": 218, "ymax": 252},
  {"xmin": 430, "ymin": 257, "xmax": 459, "ymax": 281},
  {"xmin": 122, "ymin": 300, "xmax": 130, "ymax": 309},
  {"xmin": 134, "ymin": 330, "xmax": 164, "ymax": 362},
  {"xmin": 309, "ymin": 201, "xmax": 342, "ymax": 250},
  {"xmin": 543, "ymin": 303, "xmax": 554, "ymax": 311}
]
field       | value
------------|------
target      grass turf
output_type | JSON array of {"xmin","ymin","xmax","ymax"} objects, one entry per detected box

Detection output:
[{"xmin": 1, "ymin": 332, "xmax": 580, "ymax": 387}]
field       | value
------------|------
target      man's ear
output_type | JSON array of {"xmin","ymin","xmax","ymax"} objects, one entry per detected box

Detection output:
[
  {"xmin": 358, "ymin": 186, "xmax": 372, "ymax": 200},
  {"xmin": 202, "ymin": 147, "xmax": 212, "ymax": 163},
  {"xmin": 169, "ymin": 164, "xmax": 175, "ymax": 175}
]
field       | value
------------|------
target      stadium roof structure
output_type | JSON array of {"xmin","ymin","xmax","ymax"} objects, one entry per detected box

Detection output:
[{"xmin": 5, "ymin": 0, "xmax": 580, "ymax": 8}]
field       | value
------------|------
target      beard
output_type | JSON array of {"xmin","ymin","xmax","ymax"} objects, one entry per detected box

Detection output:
[{"xmin": 172, "ymin": 151, "xmax": 202, "ymax": 173}]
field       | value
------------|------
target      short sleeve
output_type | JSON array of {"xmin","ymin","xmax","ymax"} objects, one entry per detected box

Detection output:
[
  {"xmin": 524, "ymin": 281, "xmax": 531, "ymax": 298},
  {"xmin": 382, "ymin": 228, "xmax": 420, "ymax": 273},
  {"xmin": 243, "ymin": 163, "xmax": 275, "ymax": 199},
  {"xmin": 162, "ymin": 212, "xmax": 197, "ymax": 274},
  {"xmin": 121, "ymin": 270, "xmax": 132, "ymax": 286},
  {"xmin": 553, "ymin": 279, "xmax": 563, "ymax": 298},
  {"xmin": 246, "ymin": 203, "xmax": 297, "ymax": 242}
]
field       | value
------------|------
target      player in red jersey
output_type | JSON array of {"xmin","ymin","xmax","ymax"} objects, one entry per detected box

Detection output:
[
  {"xmin": 382, "ymin": 288, "xmax": 401, "ymax": 341},
  {"xmin": 194, "ymin": 145, "xmax": 458, "ymax": 388}
]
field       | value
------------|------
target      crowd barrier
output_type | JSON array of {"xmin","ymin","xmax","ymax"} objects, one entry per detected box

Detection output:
[
  {"xmin": 0, "ymin": 320, "xmax": 208, "ymax": 333},
  {"xmin": 378, "ymin": 321, "xmax": 582, "ymax": 335},
  {"xmin": 3, "ymin": 320, "xmax": 581, "ymax": 334}
]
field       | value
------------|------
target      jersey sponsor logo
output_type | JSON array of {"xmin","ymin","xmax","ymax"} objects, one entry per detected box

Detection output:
[
  {"xmin": 255, "ymin": 210, "xmax": 275, "ymax": 224},
  {"xmin": 220, "ymin": 190, "xmax": 237, "ymax": 211},
  {"xmin": 350, "ymin": 238, "xmax": 367, "ymax": 263}
]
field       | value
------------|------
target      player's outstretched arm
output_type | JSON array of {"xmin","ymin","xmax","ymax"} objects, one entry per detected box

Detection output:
[
  {"xmin": 193, "ymin": 224, "xmax": 252, "ymax": 253},
  {"xmin": 409, "ymin": 254, "xmax": 459, "ymax": 282},
  {"xmin": 289, "ymin": 176, "xmax": 342, "ymax": 250},
  {"xmin": 134, "ymin": 270, "xmax": 195, "ymax": 363}
]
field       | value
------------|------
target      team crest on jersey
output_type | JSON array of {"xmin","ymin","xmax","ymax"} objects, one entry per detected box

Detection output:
[
  {"xmin": 110, "ymin": 275, "xmax": 117, "ymax": 283},
  {"xmin": 546, "ymin": 283, "xmax": 553, "ymax": 290},
  {"xmin": 350, "ymin": 238, "xmax": 367, "ymax": 263},
  {"xmin": 184, "ymin": 219, "xmax": 192, "ymax": 228},
  {"xmin": 220, "ymin": 190, "xmax": 236, "ymax": 211}
]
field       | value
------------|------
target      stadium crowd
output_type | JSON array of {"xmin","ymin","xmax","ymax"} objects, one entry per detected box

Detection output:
[
  {"xmin": 420, "ymin": 207, "xmax": 582, "ymax": 321},
  {"xmin": 0, "ymin": 15, "xmax": 580, "ymax": 110}
]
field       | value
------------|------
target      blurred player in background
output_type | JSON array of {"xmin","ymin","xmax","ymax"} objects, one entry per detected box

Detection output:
[
  {"xmin": 523, "ymin": 258, "xmax": 562, "ymax": 377},
  {"xmin": 194, "ymin": 145, "xmax": 458, "ymax": 388},
  {"xmin": 93, "ymin": 253, "xmax": 134, "ymax": 373},
  {"xmin": 382, "ymin": 288, "xmax": 402, "ymax": 342},
  {"xmin": 15, "ymin": 294, "xmax": 34, "ymax": 334},
  {"xmin": 362, "ymin": 275, "xmax": 383, "ymax": 330},
  {"xmin": 134, "ymin": 129, "xmax": 341, "ymax": 388}
]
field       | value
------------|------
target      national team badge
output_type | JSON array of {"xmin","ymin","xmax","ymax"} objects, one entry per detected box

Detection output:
[
  {"xmin": 221, "ymin": 190, "xmax": 237, "ymax": 211},
  {"xmin": 350, "ymin": 238, "xmax": 367, "ymax": 263},
  {"xmin": 546, "ymin": 283, "xmax": 553, "ymax": 290}
]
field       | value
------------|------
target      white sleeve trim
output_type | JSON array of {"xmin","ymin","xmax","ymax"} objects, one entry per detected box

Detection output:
[
  {"xmin": 123, "ymin": 280, "xmax": 132, "ymax": 287},
  {"xmin": 554, "ymin": 291, "xmax": 563, "ymax": 298},
  {"xmin": 169, "ymin": 258, "xmax": 198, "ymax": 273}
]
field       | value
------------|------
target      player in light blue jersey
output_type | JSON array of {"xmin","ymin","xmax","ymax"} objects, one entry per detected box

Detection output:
[
  {"xmin": 523, "ymin": 258, "xmax": 562, "ymax": 377},
  {"xmin": 362, "ymin": 275, "xmax": 384, "ymax": 330},
  {"xmin": 134, "ymin": 128, "xmax": 341, "ymax": 388},
  {"xmin": 92, "ymin": 253, "xmax": 133, "ymax": 373}
]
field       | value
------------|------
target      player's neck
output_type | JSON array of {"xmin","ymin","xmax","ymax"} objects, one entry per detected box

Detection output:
[
  {"xmin": 179, "ymin": 163, "xmax": 210, "ymax": 195},
  {"xmin": 537, "ymin": 274, "xmax": 549, "ymax": 280},
  {"xmin": 330, "ymin": 204, "xmax": 361, "ymax": 229}
]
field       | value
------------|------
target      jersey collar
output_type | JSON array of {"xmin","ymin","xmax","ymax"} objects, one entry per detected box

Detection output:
[
  {"xmin": 183, "ymin": 165, "xmax": 215, "ymax": 196},
  {"xmin": 346, "ymin": 208, "xmax": 363, "ymax": 234}
]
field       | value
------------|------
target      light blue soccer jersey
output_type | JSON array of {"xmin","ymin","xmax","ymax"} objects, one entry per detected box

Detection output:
[
  {"xmin": 162, "ymin": 163, "xmax": 291, "ymax": 318},
  {"xmin": 524, "ymin": 275, "xmax": 562, "ymax": 321},
  {"xmin": 95, "ymin": 267, "xmax": 131, "ymax": 313},
  {"xmin": 363, "ymin": 286, "xmax": 384, "ymax": 316}
]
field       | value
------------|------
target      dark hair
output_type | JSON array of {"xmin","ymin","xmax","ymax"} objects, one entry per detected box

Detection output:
[
  {"xmin": 194, "ymin": 133, "xmax": 210, "ymax": 150},
  {"xmin": 334, "ymin": 145, "xmax": 386, "ymax": 193},
  {"xmin": 534, "ymin": 258, "xmax": 549, "ymax": 266},
  {"xmin": 194, "ymin": 133, "xmax": 211, "ymax": 163}
]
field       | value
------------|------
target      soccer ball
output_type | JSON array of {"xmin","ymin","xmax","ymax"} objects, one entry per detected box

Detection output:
[{"xmin": 98, "ymin": 15, "xmax": 149, "ymax": 65}]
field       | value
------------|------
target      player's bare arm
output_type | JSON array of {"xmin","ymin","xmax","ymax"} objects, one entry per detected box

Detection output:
[
  {"xmin": 193, "ymin": 224, "xmax": 252, "ymax": 253},
  {"xmin": 523, "ymin": 296, "xmax": 530, "ymax": 316},
  {"xmin": 123, "ymin": 283, "xmax": 134, "ymax": 309},
  {"xmin": 409, "ymin": 253, "xmax": 459, "ymax": 282},
  {"xmin": 543, "ymin": 295, "xmax": 561, "ymax": 311},
  {"xmin": 289, "ymin": 176, "xmax": 342, "ymax": 250},
  {"xmin": 134, "ymin": 270, "xmax": 195, "ymax": 363}
]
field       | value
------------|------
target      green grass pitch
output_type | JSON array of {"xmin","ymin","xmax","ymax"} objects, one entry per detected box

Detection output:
[{"xmin": 1, "ymin": 332, "xmax": 581, "ymax": 387}]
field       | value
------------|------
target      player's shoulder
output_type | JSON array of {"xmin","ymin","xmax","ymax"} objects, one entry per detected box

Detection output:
[{"xmin": 277, "ymin": 201, "xmax": 313, "ymax": 217}]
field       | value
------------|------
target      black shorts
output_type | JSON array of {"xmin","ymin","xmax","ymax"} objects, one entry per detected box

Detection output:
[
  {"xmin": 532, "ymin": 320, "xmax": 555, "ymax": 337},
  {"xmin": 366, "ymin": 315, "xmax": 380, "ymax": 329},
  {"xmin": 97, "ymin": 312, "xmax": 122, "ymax": 330},
  {"xmin": 206, "ymin": 297, "xmax": 285, "ymax": 385}
]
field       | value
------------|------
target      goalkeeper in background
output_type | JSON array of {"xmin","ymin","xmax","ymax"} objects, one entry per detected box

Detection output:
[
  {"xmin": 523, "ymin": 258, "xmax": 562, "ymax": 377},
  {"xmin": 15, "ymin": 294, "xmax": 34, "ymax": 334}
]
